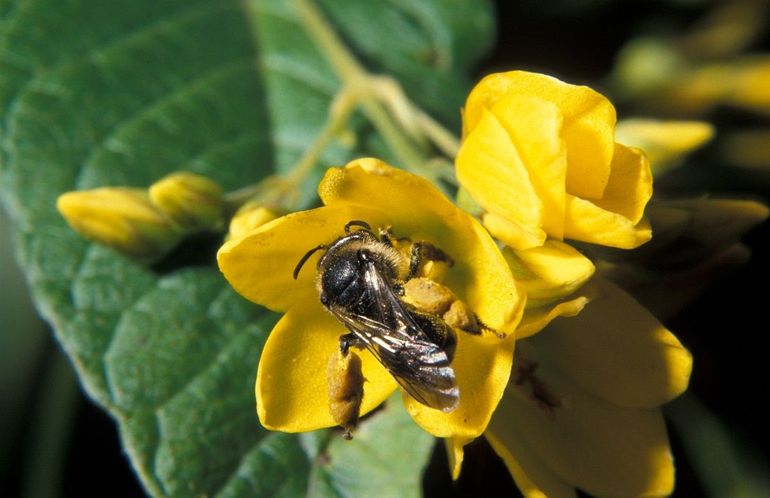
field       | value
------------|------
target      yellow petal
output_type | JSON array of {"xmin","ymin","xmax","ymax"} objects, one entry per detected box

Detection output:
[
  {"xmin": 404, "ymin": 333, "xmax": 516, "ymax": 440},
  {"xmin": 464, "ymin": 71, "xmax": 616, "ymax": 200},
  {"xmin": 217, "ymin": 203, "xmax": 388, "ymax": 312},
  {"xmin": 731, "ymin": 56, "xmax": 770, "ymax": 113},
  {"xmin": 456, "ymin": 111, "xmax": 546, "ymax": 250},
  {"xmin": 445, "ymin": 436, "xmax": 472, "ymax": 480},
  {"xmin": 495, "ymin": 360, "xmax": 675, "ymax": 497},
  {"xmin": 505, "ymin": 240, "xmax": 595, "ymax": 307},
  {"xmin": 720, "ymin": 129, "xmax": 770, "ymax": 169},
  {"xmin": 320, "ymin": 159, "xmax": 525, "ymax": 333},
  {"xmin": 486, "ymin": 427, "xmax": 577, "ymax": 498},
  {"xmin": 525, "ymin": 279, "xmax": 692, "ymax": 408},
  {"xmin": 489, "ymin": 94, "xmax": 567, "ymax": 239},
  {"xmin": 227, "ymin": 202, "xmax": 277, "ymax": 240},
  {"xmin": 593, "ymin": 144, "xmax": 652, "ymax": 225},
  {"xmin": 256, "ymin": 300, "xmax": 398, "ymax": 432},
  {"xmin": 615, "ymin": 119, "xmax": 714, "ymax": 175},
  {"xmin": 482, "ymin": 212, "xmax": 546, "ymax": 252},
  {"xmin": 516, "ymin": 295, "xmax": 590, "ymax": 340},
  {"xmin": 564, "ymin": 196, "xmax": 652, "ymax": 249}
]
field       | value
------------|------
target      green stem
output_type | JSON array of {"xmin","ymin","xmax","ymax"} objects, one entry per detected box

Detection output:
[
  {"xmin": 666, "ymin": 393, "xmax": 770, "ymax": 497},
  {"xmin": 285, "ymin": 89, "xmax": 358, "ymax": 187},
  {"xmin": 223, "ymin": 87, "xmax": 359, "ymax": 212},
  {"xmin": 22, "ymin": 349, "xmax": 79, "ymax": 498},
  {"xmin": 291, "ymin": 0, "xmax": 436, "ymax": 179},
  {"xmin": 415, "ymin": 109, "xmax": 461, "ymax": 159}
]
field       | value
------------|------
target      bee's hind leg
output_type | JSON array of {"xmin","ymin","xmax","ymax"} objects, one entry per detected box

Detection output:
[
  {"xmin": 339, "ymin": 333, "xmax": 365, "ymax": 355},
  {"xmin": 408, "ymin": 241, "xmax": 454, "ymax": 279}
]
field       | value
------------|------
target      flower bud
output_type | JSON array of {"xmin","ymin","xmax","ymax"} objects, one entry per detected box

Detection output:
[
  {"xmin": 659, "ymin": 198, "xmax": 769, "ymax": 248},
  {"xmin": 148, "ymin": 172, "xmax": 224, "ymax": 233},
  {"xmin": 597, "ymin": 198, "xmax": 768, "ymax": 270},
  {"xmin": 57, "ymin": 188, "xmax": 180, "ymax": 261},
  {"xmin": 615, "ymin": 119, "xmax": 714, "ymax": 175}
]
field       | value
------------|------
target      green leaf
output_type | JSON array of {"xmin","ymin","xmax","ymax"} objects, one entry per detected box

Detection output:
[{"xmin": 0, "ymin": 0, "xmax": 493, "ymax": 496}]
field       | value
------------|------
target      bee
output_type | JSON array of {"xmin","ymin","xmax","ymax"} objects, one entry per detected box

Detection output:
[{"xmin": 293, "ymin": 220, "xmax": 464, "ymax": 413}]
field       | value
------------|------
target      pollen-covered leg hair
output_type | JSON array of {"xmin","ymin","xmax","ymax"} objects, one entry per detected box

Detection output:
[
  {"xmin": 327, "ymin": 348, "xmax": 365, "ymax": 439},
  {"xmin": 472, "ymin": 313, "xmax": 505, "ymax": 339},
  {"xmin": 408, "ymin": 241, "xmax": 454, "ymax": 279},
  {"xmin": 402, "ymin": 278, "xmax": 493, "ymax": 337}
]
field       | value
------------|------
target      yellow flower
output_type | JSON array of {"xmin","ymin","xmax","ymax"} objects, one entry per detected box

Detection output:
[
  {"xmin": 217, "ymin": 158, "xmax": 525, "ymax": 442},
  {"xmin": 483, "ymin": 279, "xmax": 692, "ymax": 497},
  {"xmin": 456, "ymin": 70, "xmax": 653, "ymax": 251}
]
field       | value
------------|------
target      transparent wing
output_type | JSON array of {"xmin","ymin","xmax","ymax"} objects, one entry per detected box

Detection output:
[{"xmin": 329, "ymin": 261, "xmax": 459, "ymax": 412}]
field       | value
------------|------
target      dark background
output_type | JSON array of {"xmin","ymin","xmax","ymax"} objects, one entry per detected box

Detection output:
[{"xmin": 3, "ymin": 1, "xmax": 769, "ymax": 497}]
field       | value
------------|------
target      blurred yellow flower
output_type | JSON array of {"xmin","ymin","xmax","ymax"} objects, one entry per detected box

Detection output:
[
  {"xmin": 456, "ymin": 70, "xmax": 653, "ymax": 250},
  {"xmin": 485, "ymin": 279, "xmax": 692, "ymax": 497},
  {"xmin": 218, "ymin": 158, "xmax": 525, "ymax": 443}
]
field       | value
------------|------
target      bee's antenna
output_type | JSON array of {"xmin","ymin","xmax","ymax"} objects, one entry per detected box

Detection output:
[
  {"xmin": 293, "ymin": 245, "xmax": 327, "ymax": 279},
  {"xmin": 344, "ymin": 220, "xmax": 371, "ymax": 234}
]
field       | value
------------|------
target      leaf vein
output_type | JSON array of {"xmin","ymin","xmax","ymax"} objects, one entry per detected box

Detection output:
[
  {"xmin": 75, "ymin": 58, "xmax": 254, "ymax": 190},
  {"xmin": 0, "ymin": 0, "xmax": 220, "ymax": 134}
]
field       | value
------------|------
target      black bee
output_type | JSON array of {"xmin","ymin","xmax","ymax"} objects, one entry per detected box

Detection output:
[{"xmin": 294, "ymin": 220, "xmax": 460, "ymax": 412}]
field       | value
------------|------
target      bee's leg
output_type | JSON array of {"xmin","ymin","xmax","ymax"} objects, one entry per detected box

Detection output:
[
  {"xmin": 473, "ymin": 313, "xmax": 505, "ymax": 339},
  {"xmin": 378, "ymin": 226, "xmax": 411, "ymax": 248},
  {"xmin": 408, "ymin": 241, "xmax": 454, "ymax": 279},
  {"xmin": 411, "ymin": 310, "xmax": 457, "ymax": 361},
  {"xmin": 339, "ymin": 333, "xmax": 366, "ymax": 355}
]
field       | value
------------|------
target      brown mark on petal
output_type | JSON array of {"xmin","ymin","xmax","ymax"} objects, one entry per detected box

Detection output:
[{"xmin": 513, "ymin": 352, "xmax": 562, "ymax": 415}]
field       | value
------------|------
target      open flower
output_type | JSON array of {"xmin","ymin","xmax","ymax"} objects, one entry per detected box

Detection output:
[
  {"xmin": 218, "ymin": 158, "xmax": 525, "ymax": 443},
  {"xmin": 456, "ymin": 70, "xmax": 653, "ymax": 250},
  {"xmin": 484, "ymin": 279, "xmax": 692, "ymax": 497}
]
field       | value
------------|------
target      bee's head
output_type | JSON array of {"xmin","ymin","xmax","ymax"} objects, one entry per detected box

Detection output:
[{"xmin": 318, "ymin": 242, "xmax": 363, "ymax": 308}]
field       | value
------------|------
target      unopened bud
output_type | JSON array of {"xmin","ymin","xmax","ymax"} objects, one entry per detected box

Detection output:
[
  {"xmin": 599, "ymin": 198, "xmax": 768, "ymax": 270},
  {"xmin": 327, "ymin": 349, "xmax": 364, "ymax": 439},
  {"xmin": 615, "ymin": 119, "xmax": 714, "ymax": 175},
  {"xmin": 149, "ymin": 172, "xmax": 224, "ymax": 233},
  {"xmin": 662, "ymin": 197, "xmax": 769, "ymax": 247},
  {"xmin": 57, "ymin": 188, "xmax": 180, "ymax": 261},
  {"xmin": 227, "ymin": 201, "xmax": 277, "ymax": 240}
]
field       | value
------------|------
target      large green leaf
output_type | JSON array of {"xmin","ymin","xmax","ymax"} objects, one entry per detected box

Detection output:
[{"xmin": 0, "ymin": 0, "xmax": 494, "ymax": 496}]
